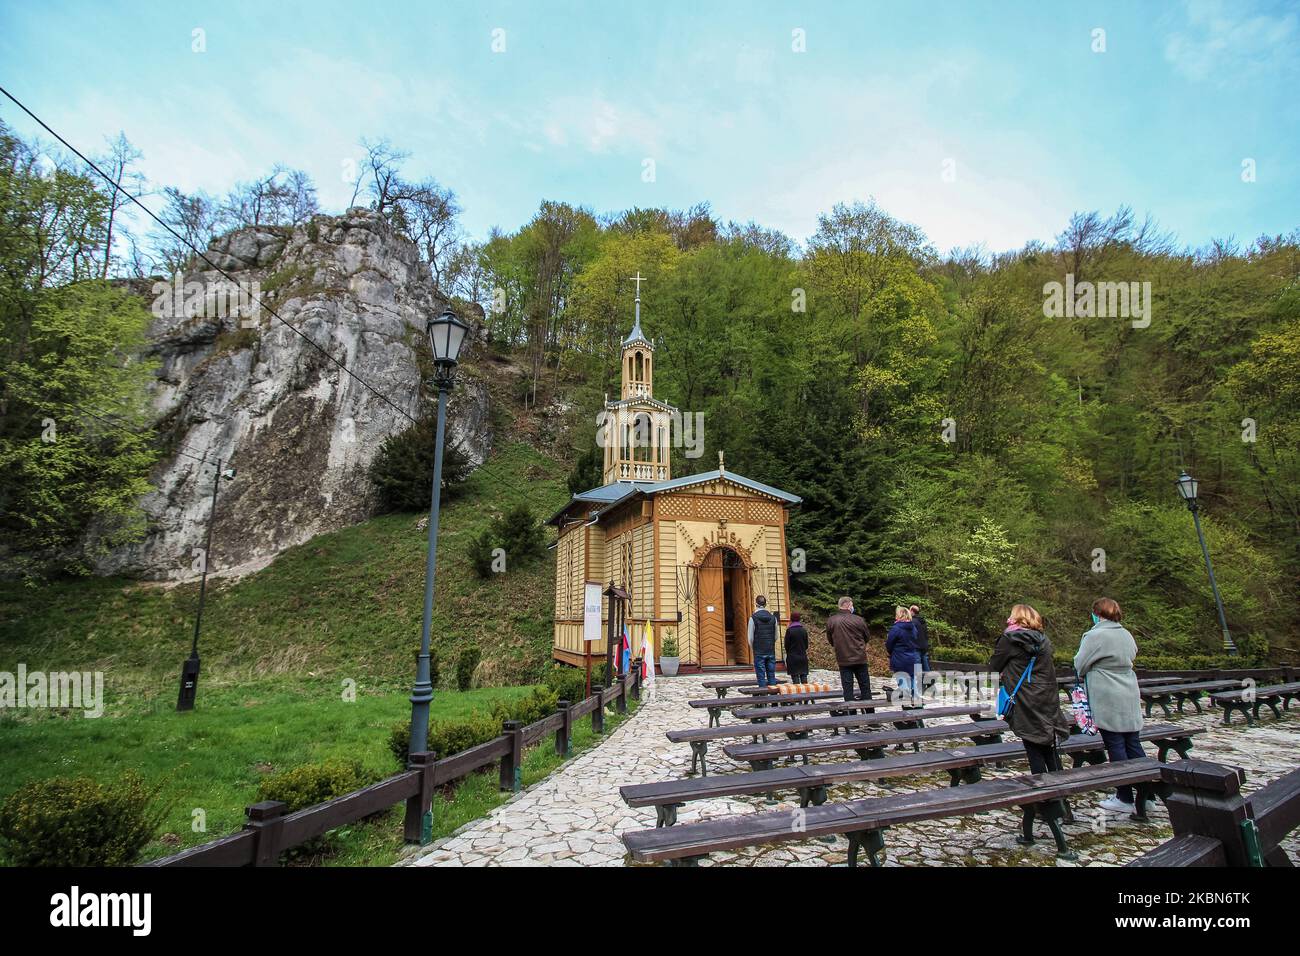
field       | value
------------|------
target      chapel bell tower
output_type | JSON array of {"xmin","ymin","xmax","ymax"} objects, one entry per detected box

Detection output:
[{"xmin": 602, "ymin": 273, "xmax": 676, "ymax": 484}]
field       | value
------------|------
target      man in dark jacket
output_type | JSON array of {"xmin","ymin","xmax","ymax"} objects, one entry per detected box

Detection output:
[
  {"xmin": 747, "ymin": 595, "xmax": 779, "ymax": 688},
  {"xmin": 826, "ymin": 596, "xmax": 873, "ymax": 701},
  {"xmin": 909, "ymin": 604, "xmax": 930, "ymax": 673}
]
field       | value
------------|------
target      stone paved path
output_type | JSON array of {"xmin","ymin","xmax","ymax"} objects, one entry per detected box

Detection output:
[{"xmin": 400, "ymin": 670, "xmax": 1299, "ymax": 867}]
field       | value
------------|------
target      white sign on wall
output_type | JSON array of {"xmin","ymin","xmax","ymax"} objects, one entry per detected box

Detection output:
[{"xmin": 583, "ymin": 583, "xmax": 603, "ymax": 642}]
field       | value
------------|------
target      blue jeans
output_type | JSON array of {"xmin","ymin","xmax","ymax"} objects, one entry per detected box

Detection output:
[
  {"xmin": 753, "ymin": 655, "xmax": 776, "ymax": 687},
  {"xmin": 1100, "ymin": 729, "xmax": 1145, "ymax": 802}
]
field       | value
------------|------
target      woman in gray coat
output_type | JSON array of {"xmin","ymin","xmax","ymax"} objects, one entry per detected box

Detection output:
[{"xmin": 1073, "ymin": 597, "xmax": 1144, "ymax": 814}]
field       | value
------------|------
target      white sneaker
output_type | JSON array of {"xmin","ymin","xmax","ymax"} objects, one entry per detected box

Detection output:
[{"xmin": 1099, "ymin": 796, "xmax": 1134, "ymax": 814}]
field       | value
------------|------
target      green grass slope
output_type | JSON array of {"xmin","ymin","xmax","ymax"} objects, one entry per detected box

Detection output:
[{"xmin": 0, "ymin": 441, "xmax": 572, "ymax": 708}]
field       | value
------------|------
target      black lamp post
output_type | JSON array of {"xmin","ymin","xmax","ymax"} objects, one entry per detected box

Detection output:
[
  {"xmin": 177, "ymin": 459, "xmax": 235, "ymax": 712},
  {"xmin": 408, "ymin": 307, "xmax": 469, "ymax": 838},
  {"xmin": 1175, "ymin": 471, "xmax": 1236, "ymax": 657}
]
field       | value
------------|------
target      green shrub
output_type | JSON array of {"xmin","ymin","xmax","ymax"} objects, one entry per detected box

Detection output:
[
  {"xmin": 369, "ymin": 415, "xmax": 473, "ymax": 513},
  {"xmin": 543, "ymin": 663, "xmax": 607, "ymax": 703},
  {"xmin": 255, "ymin": 759, "xmax": 374, "ymax": 862},
  {"xmin": 389, "ymin": 712, "xmax": 503, "ymax": 767},
  {"xmin": 468, "ymin": 503, "xmax": 546, "ymax": 579},
  {"xmin": 661, "ymin": 631, "xmax": 679, "ymax": 657},
  {"xmin": 0, "ymin": 772, "xmax": 167, "ymax": 866},
  {"xmin": 456, "ymin": 647, "xmax": 481, "ymax": 691},
  {"xmin": 491, "ymin": 687, "xmax": 559, "ymax": 726},
  {"xmin": 255, "ymin": 759, "xmax": 369, "ymax": 813}
]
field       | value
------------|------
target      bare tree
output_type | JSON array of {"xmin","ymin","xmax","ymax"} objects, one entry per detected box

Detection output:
[
  {"xmin": 356, "ymin": 138, "xmax": 410, "ymax": 216},
  {"xmin": 154, "ymin": 186, "xmax": 222, "ymax": 275},
  {"xmin": 399, "ymin": 178, "xmax": 461, "ymax": 288},
  {"xmin": 96, "ymin": 132, "xmax": 145, "ymax": 278}
]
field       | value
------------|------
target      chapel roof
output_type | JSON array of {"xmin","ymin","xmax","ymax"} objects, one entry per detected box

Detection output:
[{"xmin": 548, "ymin": 469, "xmax": 801, "ymax": 526}]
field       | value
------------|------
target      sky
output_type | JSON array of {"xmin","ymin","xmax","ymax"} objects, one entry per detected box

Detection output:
[{"xmin": 1, "ymin": 0, "xmax": 1297, "ymax": 255}]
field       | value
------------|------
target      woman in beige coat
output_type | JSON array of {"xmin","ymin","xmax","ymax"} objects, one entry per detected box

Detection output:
[{"xmin": 1073, "ymin": 597, "xmax": 1144, "ymax": 814}]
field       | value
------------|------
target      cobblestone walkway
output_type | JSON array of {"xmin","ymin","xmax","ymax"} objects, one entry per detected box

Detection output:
[{"xmin": 400, "ymin": 670, "xmax": 1299, "ymax": 867}]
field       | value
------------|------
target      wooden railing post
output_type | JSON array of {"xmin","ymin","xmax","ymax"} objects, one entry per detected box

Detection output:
[
  {"xmin": 555, "ymin": 700, "xmax": 572, "ymax": 756},
  {"xmin": 1161, "ymin": 760, "xmax": 1254, "ymax": 866},
  {"xmin": 616, "ymin": 675, "xmax": 628, "ymax": 714},
  {"xmin": 244, "ymin": 800, "xmax": 288, "ymax": 866},
  {"xmin": 403, "ymin": 751, "xmax": 436, "ymax": 844},
  {"xmin": 591, "ymin": 691, "xmax": 605, "ymax": 735},
  {"xmin": 499, "ymin": 721, "xmax": 525, "ymax": 793}
]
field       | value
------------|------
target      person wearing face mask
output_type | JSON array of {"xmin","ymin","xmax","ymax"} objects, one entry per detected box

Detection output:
[{"xmin": 1074, "ymin": 597, "xmax": 1145, "ymax": 815}]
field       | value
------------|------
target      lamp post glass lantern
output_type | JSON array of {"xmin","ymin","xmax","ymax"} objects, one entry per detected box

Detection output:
[
  {"xmin": 407, "ymin": 307, "xmax": 467, "ymax": 843},
  {"xmin": 1175, "ymin": 471, "xmax": 1236, "ymax": 657}
]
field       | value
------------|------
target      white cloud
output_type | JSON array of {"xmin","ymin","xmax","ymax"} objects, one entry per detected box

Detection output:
[{"xmin": 1165, "ymin": 0, "xmax": 1299, "ymax": 83}]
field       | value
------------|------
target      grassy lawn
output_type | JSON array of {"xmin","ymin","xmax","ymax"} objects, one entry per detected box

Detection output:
[
  {"xmin": 0, "ymin": 442, "xmax": 572, "ymax": 706},
  {"xmin": 0, "ymin": 440, "xmax": 605, "ymax": 866},
  {"xmin": 0, "ymin": 677, "xmax": 638, "ymax": 866}
]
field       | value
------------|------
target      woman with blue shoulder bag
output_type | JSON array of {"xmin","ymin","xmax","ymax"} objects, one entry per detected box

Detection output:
[
  {"xmin": 989, "ymin": 604, "xmax": 1075, "ymax": 855},
  {"xmin": 1074, "ymin": 597, "xmax": 1145, "ymax": 815}
]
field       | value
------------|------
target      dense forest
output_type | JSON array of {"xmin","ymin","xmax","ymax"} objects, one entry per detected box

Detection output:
[{"xmin": 3, "ymin": 119, "xmax": 1297, "ymax": 667}]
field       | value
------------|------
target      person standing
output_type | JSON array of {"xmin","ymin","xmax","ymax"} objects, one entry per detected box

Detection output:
[
  {"xmin": 887, "ymin": 607, "xmax": 921, "ymax": 699},
  {"xmin": 909, "ymin": 604, "xmax": 930, "ymax": 673},
  {"xmin": 826, "ymin": 596, "xmax": 873, "ymax": 701},
  {"xmin": 746, "ymin": 595, "xmax": 779, "ymax": 688},
  {"xmin": 1074, "ymin": 597, "xmax": 1145, "ymax": 815},
  {"xmin": 989, "ymin": 604, "xmax": 1074, "ymax": 852},
  {"xmin": 784, "ymin": 611, "xmax": 809, "ymax": 684}
]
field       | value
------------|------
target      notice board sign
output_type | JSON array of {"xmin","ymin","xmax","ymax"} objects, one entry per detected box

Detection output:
[{"xmin": 583, "ymin": 582, "xmax": 602, "ymax": 642}]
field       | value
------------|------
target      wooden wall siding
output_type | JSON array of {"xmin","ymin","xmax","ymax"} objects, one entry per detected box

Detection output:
[
  {"xmin": 655, "ymin": 493, "xmax": 781, "ymax": 524},
  {"xmin": 553, "ymin": 525, "xmax": 584, "ymax": 620},
  {"xmin": 632, "ymin": 523, "xmax": 655, "ymax": 619}
]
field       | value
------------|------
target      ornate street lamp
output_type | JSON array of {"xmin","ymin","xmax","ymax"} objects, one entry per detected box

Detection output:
[
  {"xmin": 408, "ymin": 307, "xmax": 469, "ymax": 840},
  {"xmin": 1175, "ymin": 471, "xmax": 1236, "ymax": 656}
]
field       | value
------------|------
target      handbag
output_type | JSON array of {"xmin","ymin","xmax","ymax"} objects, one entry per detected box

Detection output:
[
  {"xmin": 996, "ymin": 655, "xmax": 1034, "ymax": 720},
  {"xmin": 1069, "ymin": 678, "xmax": 1098, "ymax": 734}
]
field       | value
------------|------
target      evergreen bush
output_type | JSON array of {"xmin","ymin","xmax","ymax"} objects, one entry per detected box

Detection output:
[{"xmin": 0, "ymin": 772, "xmax": 167, "ymax": 867}]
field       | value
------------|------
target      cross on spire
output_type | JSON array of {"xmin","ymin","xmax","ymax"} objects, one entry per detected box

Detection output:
[{"xmin": 632, "ymin": 272, "xmax": 645, "ymax": 301}]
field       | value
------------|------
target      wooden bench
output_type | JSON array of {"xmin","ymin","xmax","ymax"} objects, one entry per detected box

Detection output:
[
  {"xmin": 1124, "ymin": 833, "xmax": 1227, "ymax": 867},
  {"xmin": 730, "ymin": 697, "xmax": 899, "ymax": 722},
  {"xmin": 624, "ymin": 758, "xmax": 1173, "ymax": 866},
  {"xmin": 1141, "ymin": 679, "xmax": 1244, "ymax": 717},
  {"xmin": 1209, "ymin": 681, "xmax": 1300, "ymax": 726},
  {"xmin": 688, "ymin": 690, "xmax": 846, "ymax": 727},
  {"xmin": 723, "ymin": 718, "xmax": 1009, "ymax": 771},
  {"xmin": 701, "ymin": 675, "xmax": 786, "ymax": 698},
  {"xmin": 624, "ymin": 723, "xmax": 1202, "ymax": 826},
  {"xmin": 666, "ymin": 704, "xmax": 988, "ymax": 775},
  {"xmin": 1129, "ymin": 763, "xmax": 1300, "ymax": 867}
]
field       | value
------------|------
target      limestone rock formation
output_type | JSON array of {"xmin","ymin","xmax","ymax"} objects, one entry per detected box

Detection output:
[{"xmin": 100, "ymin": 209, "xmax": 490, "ymax": 580}]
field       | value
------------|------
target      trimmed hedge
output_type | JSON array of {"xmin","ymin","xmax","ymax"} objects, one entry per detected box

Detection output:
[
  {"xmin": 256, "ymin": 759, "xmax": 371, "ymax": 812},
  {"xmin": 0, "ymin": 772, "xmax": 168, "ymax": 866}
]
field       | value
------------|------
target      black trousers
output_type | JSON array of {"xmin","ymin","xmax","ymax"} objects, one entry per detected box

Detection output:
[
  {"xmin": 788, "ymin": 666, "xmax": 809, "ymax": 684},
  {"xmin": 1023, "ymin": 740, "xmax": 1063, "ymax": 775},
  {"xmin": 839, "ymin": 663, "xmax": 872, "ymax": 701}
]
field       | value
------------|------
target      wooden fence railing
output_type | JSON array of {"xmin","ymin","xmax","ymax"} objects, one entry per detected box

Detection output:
[
  {"xmin": 1128, "ymin": 763, "xmax": 1300, "ymax": 867},
  {"xmin": 146, "ymin": 667, "xmax": 643, "ymax": 867}
]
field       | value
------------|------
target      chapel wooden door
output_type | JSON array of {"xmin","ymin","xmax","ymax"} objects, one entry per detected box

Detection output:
[{"xmin": 697, "ymin": 549, "xmax": 726, "ymax": 666}]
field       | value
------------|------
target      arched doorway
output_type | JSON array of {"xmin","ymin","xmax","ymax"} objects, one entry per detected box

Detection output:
[{"xmin": 697, "ymin": 546, "xmax": 753, "ymax": 667}]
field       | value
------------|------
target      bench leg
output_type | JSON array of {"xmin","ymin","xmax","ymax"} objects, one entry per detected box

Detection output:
[
  {"xmin": 689, "ymin": 741, "xmax": 709, "ymax": 777},
  {"xmin": 752, "ymin": 759, "xmax": 774, "ymax": 772},
  {"xmin": 1018, "ymin": 803, "xmax": 1076, "ymax": 860},
  {"xmin": 798, "ymin": 785, "xmax": 828, "ymax": 808},
  {"xmin": 668, "ymin": 854, "xmax": 705, "ymax": 867},
  {"xmin": 856, "ymin": 747, "xmax": 885, "ymax": 761},
  {"xmin": 949, "ymin": 765, "xmax": 982, "ymax": 786},
  {"xmin": 846, "ymin": 828, "xmax": 886, "ymax": 868},
  {"xmin": 656, "ymin": 803, "xmax": 683, "ymax": 827},
  {"xmin": 709, "ymin": 710, "xmax": 720, "ymax": 728}
]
